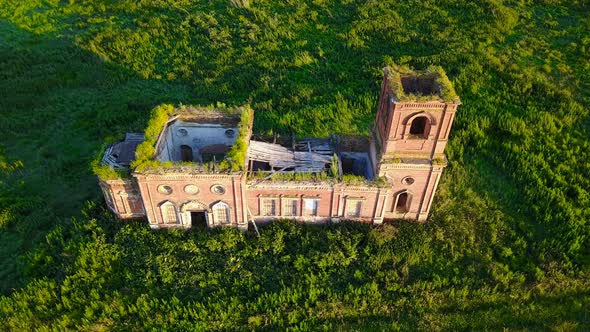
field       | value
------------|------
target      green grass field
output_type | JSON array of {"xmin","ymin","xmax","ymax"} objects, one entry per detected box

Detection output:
[{"xmin": 0, "ymin": 0, "xmax": 589, "ymax": 330}]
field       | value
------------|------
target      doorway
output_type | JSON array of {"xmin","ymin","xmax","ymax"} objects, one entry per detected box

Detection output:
[
  {"xmin": 190, "ymin": 211, "xmax": 207, "ymax": 229},
  {"xmin": 180, "ymin": 145, "xmax": 193, "ymax": 162}
]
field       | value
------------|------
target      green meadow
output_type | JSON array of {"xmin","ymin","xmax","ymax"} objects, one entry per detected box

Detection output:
[{"xmin": 0, "ymin": 0, "xmax": 588, "ymax": 330}]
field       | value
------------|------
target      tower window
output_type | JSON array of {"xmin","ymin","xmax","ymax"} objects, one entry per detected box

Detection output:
[{"xmin": 409, "ymin": 116, "xmax": 429, "ymax": 137}]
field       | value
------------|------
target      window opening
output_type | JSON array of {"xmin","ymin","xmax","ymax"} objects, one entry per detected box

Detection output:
[{"xmin": 409, "ymin": 116, "xmax": 428, "ymax": 137}]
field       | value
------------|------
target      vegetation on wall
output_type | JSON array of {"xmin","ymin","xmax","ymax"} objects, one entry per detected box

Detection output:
[
  {"xmin": 90, "ymin": 137, "xmax": 131, "ymax": 180},
  {"xmin": 0, "ymin": 0, "xmax": 589, "ymax": 329},
  {"xmin": 130, "ymin": 103, "xmax": 175, "ymax": 172},
  {"xmin": 129, "ymin": 103, "xmax": 252, "ymax": 173},
  {"xmin": 248, "ymin": 170, "xmax": 332, "ymax": 182},
  {"xmin": 220, "ymin": 105, "xmax": 253, "ymax": 171},
  {"xmin": 386, "ymin": 64, "xmax": 460, "ymax": 103},
  {"xmin": 341, "ymin": 174, "xmax": 389, "ymax": 187}
]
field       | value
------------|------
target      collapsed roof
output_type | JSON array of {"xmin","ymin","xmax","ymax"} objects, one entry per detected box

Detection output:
[
  {"xmin": 247, "ymin": 138, "xmax": 333, "ymax": 172},
  {"xmin": 102, "ymin": 133, "xmax": 145, "ymax": 168}
]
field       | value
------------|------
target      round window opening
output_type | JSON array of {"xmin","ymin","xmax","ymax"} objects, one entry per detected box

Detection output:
[
  {"xmin": 402, "ymin": 177, "xmax": 415, "ymax": 185},
  {"xmin": 225, "ymin": 129, "xmax": 235, "ymax": 138},
  {"xmin": 178, "ymin": 128, "xmax": 188, "ymax": 137},
  {"xmin": 157, "ymin": 185, "xmax": 173, "ymax": 195},
  {"xmin": 211, "ymin": 185, "xmax": 226, "ymax": 195},
  {"xmin": 184, "ymin": 184, "xmax": 200, "ymax": 195}
]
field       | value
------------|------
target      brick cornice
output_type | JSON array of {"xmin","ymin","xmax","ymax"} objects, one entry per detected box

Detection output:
[{"xmin": 134, "ymin": 173, "xmax": 242, "ymax": 181}]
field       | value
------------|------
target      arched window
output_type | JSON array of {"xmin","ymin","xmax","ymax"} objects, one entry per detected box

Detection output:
[
  {"xmin": 212, "ymin": 202, "xmax": 231, "ymax": 224},
  {"xmin": 394, "ymin": 191, "xmax": 411, "ymax": 213},
  {"xmin": 160, "ymin": 201, "xmax": 179, "ymax": 224},
  {"xmin": 409, "ymin": 116, "xmax": 429, "ymax": 137},
  {"xmin": 180, "ymin": 145, "xmax": 193, "ymax": 162}
]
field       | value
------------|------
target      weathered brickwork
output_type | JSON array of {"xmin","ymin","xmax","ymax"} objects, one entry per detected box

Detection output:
[
  {"xmin": 99, "ymin": 65, "xmax": 460, "ymax": 228},
  {"xmin": 99, "ymin": 178, "xmax": 144, "ymax": 218},
  {"xmin": 133, "ymin": 173, "xmax": 248, "ymax": 229}
]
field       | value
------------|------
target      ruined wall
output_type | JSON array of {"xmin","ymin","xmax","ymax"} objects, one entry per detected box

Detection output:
[
  {"xmin": 246, "ymin": 183, "xmax": 334, "ymax": 223},
  {"xmin": 157, "ymin": 121, "xmax": 238, "ymax": 162},
  {"xmin": 99, "ymin": 178, "xmax": 145, "ymax": 219},
  {"xmin": 134, "ymin": 173, "xmax": 247, "ymax": 229},
  {"xmin": 378, "ymin": 163, "xmax": 444, "ymax": 221},
  {"xmin": 380, "ymin": 101, "xmax": 457, "ymax": 158},
  {"xmin": 332, "ymin": 184, "xmax": 389, "ymax": 224},
  {"xmin": 246, "ymin": 182, "xmax": 388, "ymax": 224}
]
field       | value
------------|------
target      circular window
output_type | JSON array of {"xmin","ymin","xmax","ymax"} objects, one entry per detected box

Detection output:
[
  {"xmin": 178, "ymin": 128, "xmax": 188, "ymax": 137},
  {"xmin": 211, "ymin": 184, "xmax": 226, "ymax": 195},
  {"xmin": 184, "ymin": 184, "xmax": 199, "ymax": 195},
  {"xmin": 225, "ymin": 129, "xmax": 235, "ymax": 138},
  {"xmin": 157, "ymin": 185, "xmax": 173, "ymax": 195},
  {"xmin": 402, "ymin": 177, "xmax": 415, "ymax": 185}
]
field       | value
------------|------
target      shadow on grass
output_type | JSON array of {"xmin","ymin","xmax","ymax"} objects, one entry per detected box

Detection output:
[{"xmin": 0, "ymin": 19, "xmax": 193, "ymax": 294}]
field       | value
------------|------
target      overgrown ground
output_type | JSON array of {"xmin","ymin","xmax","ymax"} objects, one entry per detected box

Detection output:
[{"xmin": 0, "ymin": 0, "xmax": 589, "ymax": 330}]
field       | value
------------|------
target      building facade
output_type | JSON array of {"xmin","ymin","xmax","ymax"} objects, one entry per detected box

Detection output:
[{"xmin": 98, "ymin": 65, "xmax": 460, "ymax": 230}]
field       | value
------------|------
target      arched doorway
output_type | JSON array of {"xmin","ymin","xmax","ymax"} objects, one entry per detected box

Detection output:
[
  {"xmin": 180, "ymin": 200, "xmax": 208, "ymax": 229},
  {"xmin": 180, "ymin": 145, "xmax": 193, "ymax": 162},
  {"xmin": 394, "ymin": 191, "xmax": 411, "ymax": 213}
]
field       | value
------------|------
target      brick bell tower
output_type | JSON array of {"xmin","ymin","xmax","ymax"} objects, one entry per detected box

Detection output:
[{"xmin": 373, "ymin": 64, "xmax": 460, "ymax": 221}]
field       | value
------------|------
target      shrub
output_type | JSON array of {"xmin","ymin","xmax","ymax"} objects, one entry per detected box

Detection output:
[
  {"xmin": 131, "ymin": 104, "xmax": 175, "ymax": 171},
  {"xmin": 219, "ymin": 106, "xmax": 253, "ymax": 172},
  {"xmin": 91, "ymin": 136, "xmax": 130, "ymax": 180}
]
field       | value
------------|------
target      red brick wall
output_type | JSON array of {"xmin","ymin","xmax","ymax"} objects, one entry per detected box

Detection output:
[
  {"xmin": 134, "ymin": 173, "xmax": 247, "ymax": 227},
  {"xmin": 381, "ymin": 102, "xmax": 457, "ymax": 158},
  {"xmin": 375, "ymin": 75, "xmax": 458, "ymax": 159},
  {"xmin": 99, "ymin": 179, "xmax": 145, "ymax": 218},
  {"xmin": 378, "ymin": 165, "xmax": 443, "ymax": 221},
  {"xmin": 246, "ymin": 183, "xmax": 387, "ymax": 223},
  {"xmin": 375, "ymin": 74, "xmax": 391, "ymax": 149},
  {"xmin": 246, "ymin": 184, "xmax": 333, "ymax": 220}
]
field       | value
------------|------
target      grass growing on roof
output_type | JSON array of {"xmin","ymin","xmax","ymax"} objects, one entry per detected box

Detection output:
[
  {"xmin": 132, "ymin": 103, "xmax": 252, "ymax": 173},
  {"xmin": 91, "ymin": 136, "xmax": 131, "ymax": 180},
  {"xmin": 386, "ymin": 63, "xmax": 460, "ymax": 103},
  {"xmin": 219, "ymin": 105, "xmax": 253, "ymax": 171},
  {"xmin": 131, "ymin": 104, "xmax": 175, "ymax": 172}
]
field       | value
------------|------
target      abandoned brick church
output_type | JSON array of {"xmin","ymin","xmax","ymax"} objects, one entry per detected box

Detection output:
[{"xmin": 97, "ymin": 65, "xmax": 460, "ymax": 230}]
